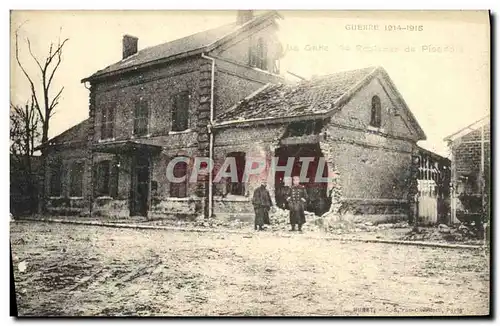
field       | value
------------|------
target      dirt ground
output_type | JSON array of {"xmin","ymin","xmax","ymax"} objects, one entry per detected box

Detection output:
[{"xmin": 10, "ymin": 221, "xmax": 490, "ymax": 317}]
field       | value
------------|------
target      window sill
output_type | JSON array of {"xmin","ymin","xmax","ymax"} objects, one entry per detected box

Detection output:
[
  {"xmin": 214, "ymin": 195, "xmax": 250, "ymax": 202},
  {"xmin": 95, "ymin": 196, "xmax": 113, "ymax": 200},
  {"xmin": 98, "ymin": 138, "xmax": 116, "ymax": 143},
  {"xmin": 165, "ymin": 197, "xmax": 201, "ymax": 201},
  {"xmin": 131, "ymin": 134, "xmax": 151, "ymax": 139},
  {"xmin": 69, "ymin": 196, "xmax": 84, "ymax": 200},
  {"xmin": 169, "ymin": 129, "xmax": 192, "ymax": 135},
  {"xmin": 367, "ymin": 125, "xmax": 385, "ymax": 133},
  {"xmin": 48, "ymin": 196, "xmax": 63, "ymax": 200}
]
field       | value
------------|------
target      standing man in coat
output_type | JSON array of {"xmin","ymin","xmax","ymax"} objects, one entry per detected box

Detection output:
[
  {"xmin": 286, "ymin": 176, "xmax": 309, "ymax": 232},
  {"xmin": 252, "ymin": 179, "xmax": 273, "ymax": 231}
]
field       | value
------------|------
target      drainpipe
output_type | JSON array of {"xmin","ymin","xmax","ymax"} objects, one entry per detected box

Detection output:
[{"xmin": 201, "ymin": 53, "xmax": 215, "ymax": 218}]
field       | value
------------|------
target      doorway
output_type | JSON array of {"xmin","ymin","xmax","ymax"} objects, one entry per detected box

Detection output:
[
  {"xmin": 274, "ymin": 143, "xmax": 331, "ymax": 216},
  {"xmin": 130, "ymin": 153, "xmax": 150, "ymax": 217}
]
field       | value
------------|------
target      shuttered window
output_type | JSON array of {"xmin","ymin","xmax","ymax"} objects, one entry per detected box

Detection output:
[
  {"xmin": 94, "ymin": 159, "xmax": 119, "ymax": 198},
  {"xmin": 134, "ymin": 99, "xmax": 149, "ymax": 136},
  {"xmin": 49, "ymin": 161, "xmax": 62, "ymax": 197},
  {"xmin": 171, "ymin": 92, "xmax": 189, "ymax": 132},
  {"xmin": 249, "ymin": 37, "xmax": 268, "ymax": 70},
  {"xmin": 370, "ymin": 96, "xmax": 382, "ymax": 128},
  {"xmin": 69, "ymin": 161, "xmax": 84, "ymax": 197},
  {"xmin": 101, "ymin": 106, "xmax": 115, "ymax": 139}
]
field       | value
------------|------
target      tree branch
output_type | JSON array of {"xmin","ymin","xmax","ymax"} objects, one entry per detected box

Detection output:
[
  {"xmin": 49, "ymin": 86, "xmax": 64, "ymax": 110},
  {"xmin": 46, "ymin": 38, "xmax": 69, "ymax": 90},
  {"xmin": 15, "ymin": 31, "xmax": 43, "ymax": 124},
  {"xmin": 26, "ymin": 38, "xmax": 44, "ymax": 73}
]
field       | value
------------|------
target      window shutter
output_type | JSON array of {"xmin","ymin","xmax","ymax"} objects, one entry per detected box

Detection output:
[
  {"xmin": 92, "ymin": 163, "xmax": 99, "ymax": 197},
  {"xmin": 171, "ymin": 95, "xmax": 178, "ymax": 131},
  {"xmin": 172, "ymin": 93, "xmax": 189, "ymax": 131},
  {"xmin": 180, "ymin": 93, "xmax": 189, "ymax": 130},
  {"xmin": 109, "ymin": 157, "xmax": 119, "ymax": 199},
  {"xmin": 109, "ymin": 107, "xmax": 115, "ymax": 138}
]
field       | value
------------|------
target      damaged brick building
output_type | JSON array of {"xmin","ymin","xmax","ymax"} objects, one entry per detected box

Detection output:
[
  {"xmin": 444, "ymin": 115, "xmax": 490, "ymax": 224},
  {"xmin": 39, "ymin": 10, "xmax": 445, "ymax": 223}
]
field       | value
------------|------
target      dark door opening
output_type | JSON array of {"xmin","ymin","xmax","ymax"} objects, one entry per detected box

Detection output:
[
  {"xmin": 274, "ymin": 144, "xmax": 331, "ymax": 216},
  {"xmin": 130, "ymin": 153, "xmax": 150, "ymax": 217}
]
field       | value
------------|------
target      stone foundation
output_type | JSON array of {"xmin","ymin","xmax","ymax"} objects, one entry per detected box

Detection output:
[
  {"xmin": 213, "ymin": 196, "xmax": 254, "ymax": 222},
  {"xmin": 46, "ymin": 197, "xmax": 90, "ymax": 216},
  {"xmin": 92, "ymin": 198, "xmax": 129, "ymax": 218},
  {"xmin": 149, "ymin": 197, "xmax": 202, "ymax": 219}
]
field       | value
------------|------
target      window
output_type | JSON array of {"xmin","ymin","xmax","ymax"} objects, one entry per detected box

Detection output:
[
  {"xmin": 95, "ymin": 161, "xmax": 110, "ymax": 196},
  {"xmin": 69, "ymin": 161, "xmax": 84, "ymax": 197},
  {"xmin": 370, "ymin": 95, "xmax": 382, "ymax": 128},
  {"xmin": 170, "ymin": 159, "xmax": 188, "ymax": 198},
  {"xmin": 94, "ymin": 160, "xmax": 118, "ymax": 197},
  {"xmin": 226, "ymin": 152, "xmax": 246, "ymax": 196},
  {"xmin": 101, "ymin": 106, "xmax": 115, "ymax": 139},
  {"xmin": 134, "ymin": 99, "xmax": 149, "ymax": 136},
  {"xmin": 171, "ymin": 92, "xmax": 189, "ymax": 132},
  {"xmin": 49, "ymin": 161, "xmax": 62, "ymax": 197},
  {"xmin": 249, "ymin": 37, "xmax": 268, "ymax": 70}
]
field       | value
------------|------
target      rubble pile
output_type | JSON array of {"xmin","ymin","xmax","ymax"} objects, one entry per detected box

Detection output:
[
  {"xmin": 403, "ymin": 223, "xmax": 483, "ymax": 243},
  {"xmin": 269, "ymin": 207, "xmax": 289, "ymax": 226},
  {"xmin": 193, "ymin": 217, "xmax": 230, "ymax": 228}
]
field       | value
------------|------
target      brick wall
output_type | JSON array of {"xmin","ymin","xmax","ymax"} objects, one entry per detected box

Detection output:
[
  {"xmin": 91, "ymin": 57, "xmax": 203, "ymax": 142},
  {"xmin": 44, "ymin": 146, "xmax": 90, "ymax": 216},
  {"xmin": 319, "ymin": 75, "xmax": 419, "ymax": 219},
  {"xmin": 212, "ymin": 124, "xmax": 286, "ymax": 218},
  {"xmin": 451, "ymin": 122, "xmax": 490, "ymax": 195},
  {"xmin": 213, "ymin": 19, "xmax": 281, "ymax": 70},
  {"xmin": 331, "ymin": 76, "xmax": 421, "ymax": 142}
]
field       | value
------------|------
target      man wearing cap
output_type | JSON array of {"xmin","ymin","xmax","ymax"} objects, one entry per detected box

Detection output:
[
  {"xmin": 286, "ymin": 176, "xmax": 309, "ymax": 232},
  {"xmin": 252, "ymin": 180, "xmax": 273, "ymax": 231}
]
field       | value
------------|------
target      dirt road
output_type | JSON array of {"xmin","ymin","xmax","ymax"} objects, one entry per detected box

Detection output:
[{"xmin": 10, "ymin": 221, "xmax": 490, "ymax": 316}]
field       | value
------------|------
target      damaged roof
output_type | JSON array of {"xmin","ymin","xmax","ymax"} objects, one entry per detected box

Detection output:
[
  {"xmin": 216, "ymin": 66, "xmax": 377, "ymax": 122},
  {"xmin": 214, "ymin": 66, "xmax": 427, "ymax": 140},
  {"xmin": 82, "ymin": 11, "xmax": 280, "ymax": 82}
]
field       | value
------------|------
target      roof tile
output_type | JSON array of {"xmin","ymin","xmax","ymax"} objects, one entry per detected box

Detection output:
[{"xmin": 216, "ymin": 66, "xmax": 376, "ymax": 122}]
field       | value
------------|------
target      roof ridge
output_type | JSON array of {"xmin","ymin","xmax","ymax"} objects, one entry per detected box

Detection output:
[
  {"xmin": 84, "ymin": 11, "xmax": 279, "ymax": 81},
  {"xmin": 443, "ymin": 114, "xmax": 490, "ymax": 141}
]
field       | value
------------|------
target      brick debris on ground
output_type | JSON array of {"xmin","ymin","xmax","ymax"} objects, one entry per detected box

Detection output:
[
  {"xmin": 19, "ymin": 208, "xmax": 486, "ymax": 247},
  {"xmin": 11, "ymin": 221, "xmax": 489, "ymax": 316}
]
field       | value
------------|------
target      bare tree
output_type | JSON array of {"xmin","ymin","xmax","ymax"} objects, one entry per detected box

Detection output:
[
  {"xmin": 10, "ymin": 98, "xmax": 40, "ymax": 214},
  {"xmin": 14, "ymin": 27, "xmax": 69, "ymax": 147},
  {"xmin": 14, "ymin": 24, "xmax": 69, "ymax": 212},
  {"xmin": 10, "ymin": 97, "xmax": 40, "ymax": 159}
]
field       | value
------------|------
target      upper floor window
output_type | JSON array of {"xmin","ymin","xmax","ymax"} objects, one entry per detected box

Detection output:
[
  {"xmin": 370, "ymin": 95, "xmax": 382, "ymax": 128},
  {"xmin": 134, "ymin": 99, "xmax": 149, "ymax": 136},
  {"xmin": 101, "ymin": 106, "xmax": 115, "ymax": 139},
  {"xmin": 170, "ymin": 158, "xmax": 188, "ymax": 198},
  {"xmin": 69, "ymin": 161, "xmax": 84, "ymax": 197},
  {"xmin": 171, "ymin": 92, "xmax": 189, "ymax": 132},
  {"xmin": 49, "ymin": 160, "xmax": 62, "ymax": 197},
  {"xmin": 249, "ymin": 37, "xmax": 268, "ymax": 71}
]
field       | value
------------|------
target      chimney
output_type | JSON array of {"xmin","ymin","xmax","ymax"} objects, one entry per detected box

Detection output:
[
  {"xmin": 236, "ymin": 10, "xmax": 254, "ymax": 25},
  {"xmin": 122, "ymin": 34, "xmax": 138, "ymax": 59}
]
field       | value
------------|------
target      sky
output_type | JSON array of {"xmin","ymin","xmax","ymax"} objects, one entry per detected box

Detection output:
[{"xmin": 10, "ymin": 10, "xmax": 490, "ymax": 157}]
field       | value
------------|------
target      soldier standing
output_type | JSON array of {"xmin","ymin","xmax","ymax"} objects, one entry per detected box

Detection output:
[
  {"xmin": 286, "ymin": 176, "xmax": 309, "ymax": 232},
  {"xmin": 252, "ymin": 180, "xmax": 273, "ymax": 231}
]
